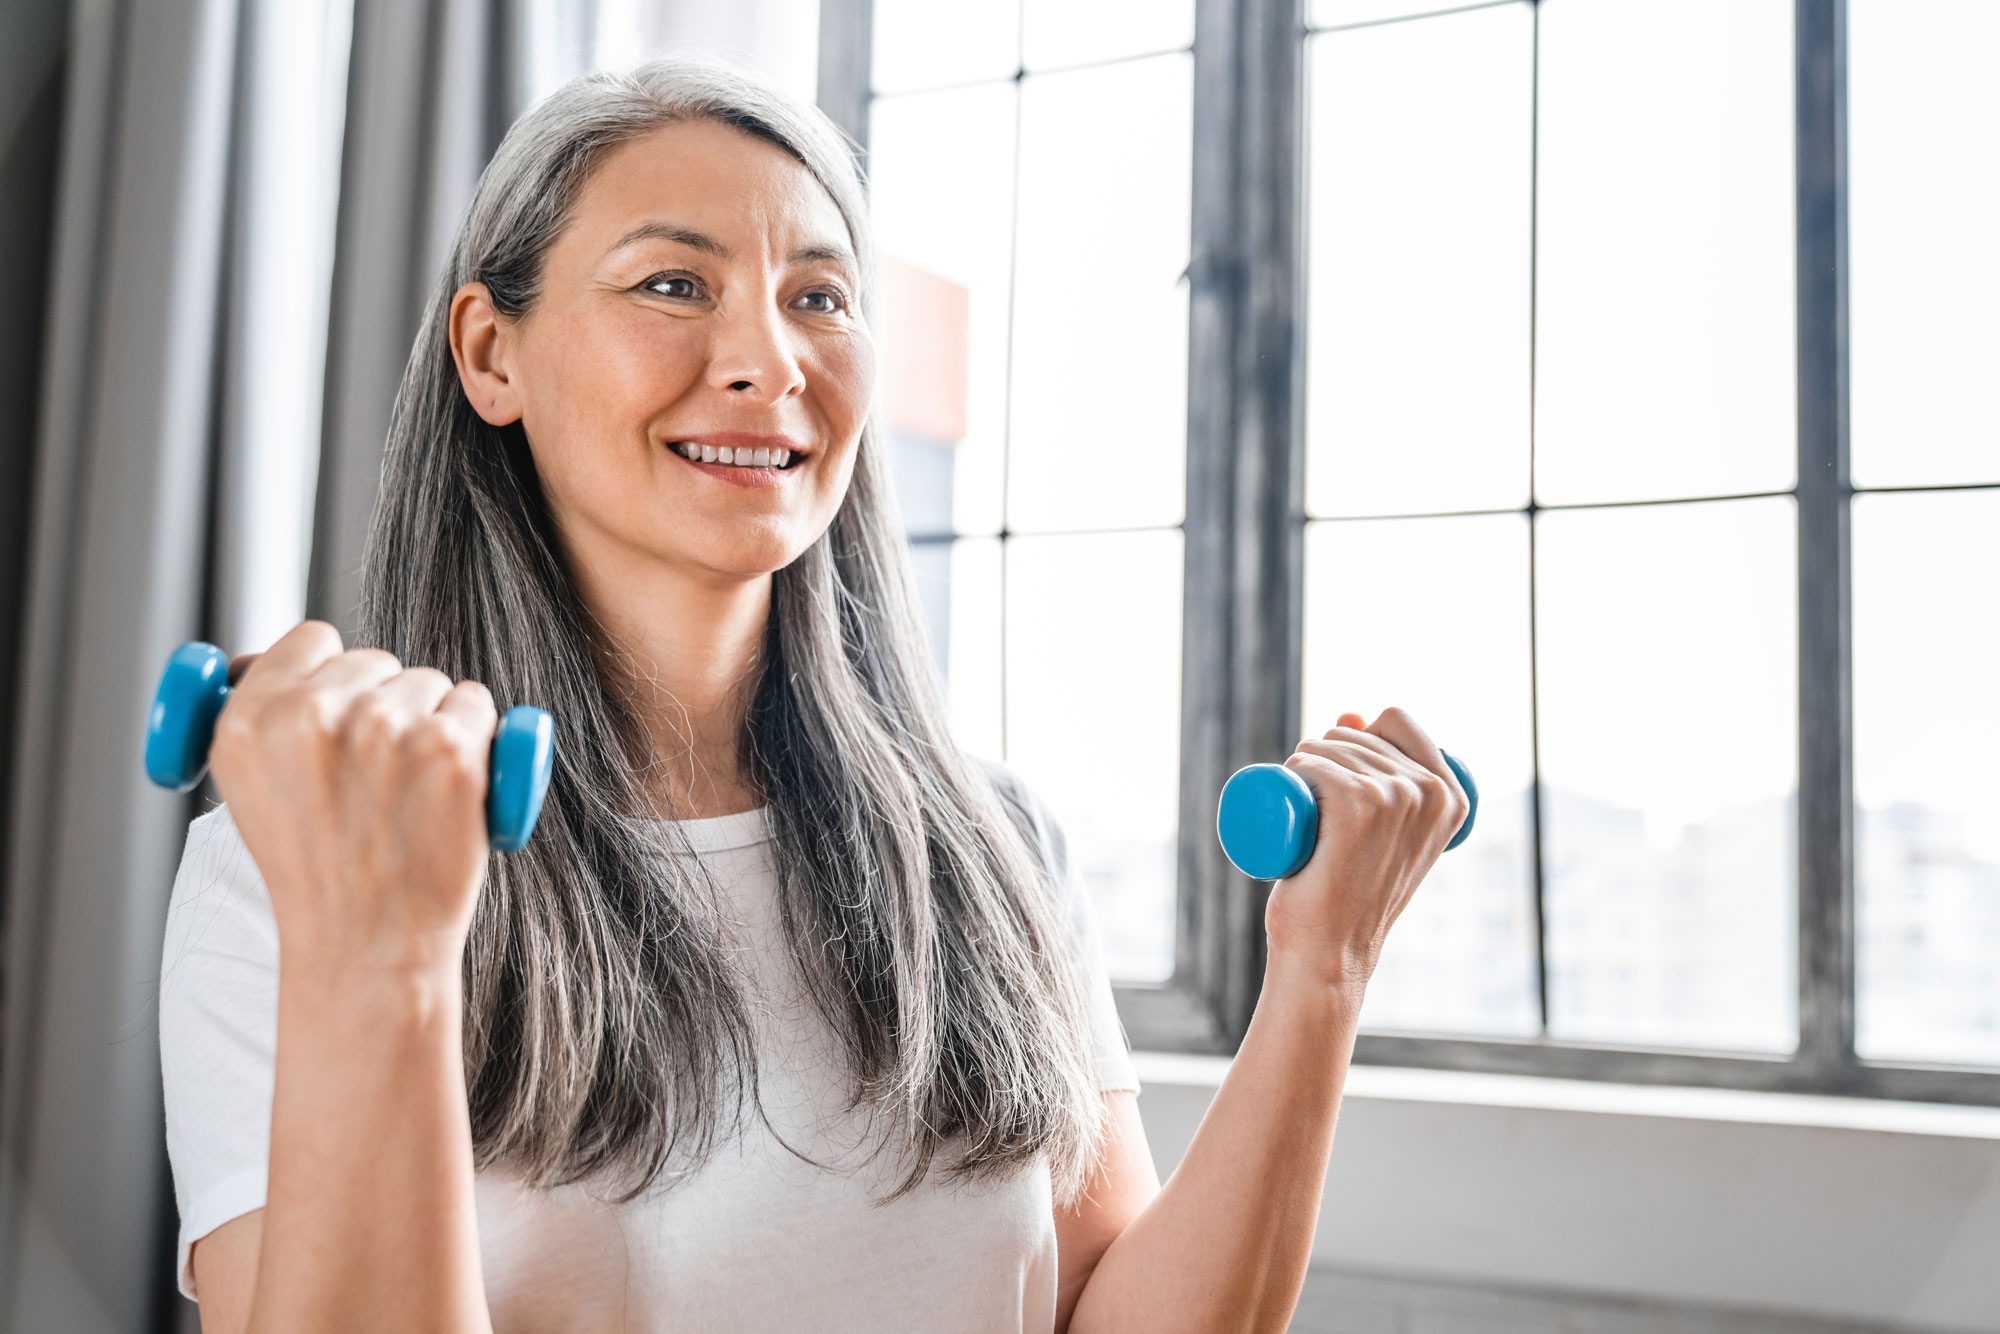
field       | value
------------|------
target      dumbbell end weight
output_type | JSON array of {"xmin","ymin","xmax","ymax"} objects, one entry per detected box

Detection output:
[
  {"xmin": 486, "ymin": 705, "xmax": 555, "ymax": 853},
  {"xmin": 1216, "ymin": 749, "xmax": 1478, "ymax": 882},
  {"xmin": 144, "ymin": 642, "xmax": 231, "ymax": 792},
  {"xmin": 143, "ymin": 641, "xmax": 555, "ymax": 852}
]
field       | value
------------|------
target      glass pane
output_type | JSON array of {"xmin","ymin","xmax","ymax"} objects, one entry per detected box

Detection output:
[
  {"xmin": 908, "ymin": 539, "xmax": 952, "ymax": 680},
  {"xmin": 1304, "ymin": 6, "xmax": 1532, "ymax": 519},
  {"xmin": 1006, "ymin": 530, "xmax": 1183, "ymax": 981},
  {"xmin": 1849, "ymin": 1, "xmax": 2000, "ymax": 490},
  {"xmin": 1302, "ymin": 515, "xmax": 1538, "ymax": 1036},
  {"xmin": 1310, "ymin": 0, "xmax": 1513, "ymax": 28},
  {"xmin": 945, "ymin": 537, "xmax": 1005, "ymax": 760},
  {"xmin": 1855, "ymin": 491, "xmax": 2000, "ymax": 1065},
  {"xmin": 1534, "ymin": 0, "xmax": 1796, "ymax": 506},
  {"xmin": 871, "ymin": 0, "xmax": 1020, "ymax": 95},
  {"xmin": 1021, "ymin": 0, "xmax": 1194, "ymax": 72},
  {"xmin": 869, "ymin": 83, "xmax": 1017, "ymax": 537},
  {"xmin": 1009, "ymin": 54, "xmax": 1192, "ymax": 534},
  {"xmin": 1537, "ymin": 498, "xmax": 1797, "ymax": 1052}
]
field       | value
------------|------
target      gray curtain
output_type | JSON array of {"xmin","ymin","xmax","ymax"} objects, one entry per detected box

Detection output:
[
  {"xmin": 0, "ymin": 1, "xmax": 586, "ymax": 1329},
  {"xmin": 312, "ymin": 0, "xmax": 593, "ymax": 633}
]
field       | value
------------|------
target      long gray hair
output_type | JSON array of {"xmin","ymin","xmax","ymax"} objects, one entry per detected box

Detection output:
[{"xmin": 354, "ymin": 57, "xmax": 1105, "ymax": 1205}]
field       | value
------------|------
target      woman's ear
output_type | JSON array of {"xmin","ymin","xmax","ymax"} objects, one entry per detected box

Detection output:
[{"xmin": 449, "ymin": 281, "xmax": 524, "ymax": 426}]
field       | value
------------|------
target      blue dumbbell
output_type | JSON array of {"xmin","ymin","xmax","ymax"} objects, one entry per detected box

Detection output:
[
  {"xmin": 143, "ymin": 641, "xmax": 555, "ymax": 853},
  {"xmin": 1216, "ymin": 749, "xmax": 1478, "ymax": 881}
]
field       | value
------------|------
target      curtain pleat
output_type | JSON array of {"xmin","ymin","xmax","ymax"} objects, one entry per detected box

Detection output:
[
  {"xmin": 311, "ymin": 0, "xmax": 583, "ymax": 635},
  {"xmin": 0, "ymin": 0, "xmax": 242, "ymax": 1328}
]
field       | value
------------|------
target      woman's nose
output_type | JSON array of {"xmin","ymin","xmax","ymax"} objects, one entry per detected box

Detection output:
[{"xmin": 707, "ymin": 298, "xmax": 807, "ymax": 403}]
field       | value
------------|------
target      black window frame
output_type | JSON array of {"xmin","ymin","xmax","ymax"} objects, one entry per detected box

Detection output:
[{"xmin": 819, "ymin": 0, "xmax": 2000, "ymax": 1106}]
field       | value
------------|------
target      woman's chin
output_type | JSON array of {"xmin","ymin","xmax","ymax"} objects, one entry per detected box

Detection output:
[{"xmin": 680, "ymin": 531, "xmax": 813, "ymax": 583}]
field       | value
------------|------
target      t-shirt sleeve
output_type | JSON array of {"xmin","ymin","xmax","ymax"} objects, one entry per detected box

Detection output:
[
  {"xmin": 980, "ymin": 761, "xmax": 1140, "ymax": 1096},
  {"xmin": 158, "ymin": 803, "xmax": 278, "ymax": 1300}
]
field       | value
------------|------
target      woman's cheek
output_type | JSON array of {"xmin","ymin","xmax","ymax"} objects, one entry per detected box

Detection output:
[{"xmin": 813, "ymin": 327, "xmax": 875, "ymax": 434}]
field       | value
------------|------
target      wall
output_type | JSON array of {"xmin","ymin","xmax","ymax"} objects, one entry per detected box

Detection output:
[{"xmin": 1135, "ymin": 1056, "xmax": 2000, "ymax": 1332}]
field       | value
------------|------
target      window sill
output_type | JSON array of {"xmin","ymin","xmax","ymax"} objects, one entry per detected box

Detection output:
[
  {"xmin": 1130, "ymin": 1050, "xmax": 2000, "ymax": 1329},
  {"xmin": 1132, "ymin": 1050, "xmax": 2000, "ymax": 1141}
]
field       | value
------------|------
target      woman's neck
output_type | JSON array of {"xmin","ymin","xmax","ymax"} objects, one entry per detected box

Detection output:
[{"xmin": 563, "ymin": 532, "xmax": 772, "ymax": 821}]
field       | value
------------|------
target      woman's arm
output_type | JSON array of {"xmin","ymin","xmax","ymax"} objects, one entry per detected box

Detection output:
[
  {"xmin": 190, "ymin": 971, "xmax": 488, "ymax": 1334},
  {"xmin": 1062, "ymin": 708, "xmax": 1469, "ymax": 1334},
  {"xmin": 192, "ymin": 964, "xmax": 483, "ymax": 1334},
  {"xmin": 1053, "ymin": 1092, "xmax": 1158, "ymax": 1331},
  {"xmin": 188, "ymin": 623, "xmax": 498, "ymax": 1334}
]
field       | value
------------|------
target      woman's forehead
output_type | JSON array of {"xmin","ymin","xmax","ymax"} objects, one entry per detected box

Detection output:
[{"xmin": 573, "ymin": 119, "xmax": 850, "ymax": 260}]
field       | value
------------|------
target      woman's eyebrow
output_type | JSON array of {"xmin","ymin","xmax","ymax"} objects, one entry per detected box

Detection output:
[
  {"xmin": 791, "ymin": 242, "xmax": 857, "ymax": 270},
  {"xmin": 610, "ymin": 221, "xmax": 729, "ymax": 257},
  {"xmin": 607, "ymin": 220, "xmax": 855, "ymax": 272}
]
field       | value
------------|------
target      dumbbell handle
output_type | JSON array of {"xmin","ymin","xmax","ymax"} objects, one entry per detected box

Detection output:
[
  {"xmin": 143, "ymin": 642, "xmax": 555, "ymax": 853},
  {"xmin": 1216, "ymin": 750, "xmax": 1477, "ymax": 881}
]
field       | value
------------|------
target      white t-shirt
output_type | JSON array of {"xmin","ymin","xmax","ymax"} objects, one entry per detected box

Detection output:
[{"xmin": 159, "ymin": 775, "xmax": 1138, "ymax": 1331}]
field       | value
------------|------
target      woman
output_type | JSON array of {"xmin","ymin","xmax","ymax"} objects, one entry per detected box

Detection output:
[{"xmin": 159, "ymin": 57, "xmax": 1467, "ymax": 1333}]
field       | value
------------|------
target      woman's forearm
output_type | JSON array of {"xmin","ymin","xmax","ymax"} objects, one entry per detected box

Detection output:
[
  {"xmin": 1068, "ymin": 953, "xmax": 1361, "ymax": 1334},
  {"xmin": 248, "ymin": 961, "xmax": 491, "ymax": 1334}
]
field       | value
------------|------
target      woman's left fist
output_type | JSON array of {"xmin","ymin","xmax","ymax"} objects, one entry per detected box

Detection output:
[{"xmin": 1264, "ymin": 706, "xmax": 1471, "ymax": 990}]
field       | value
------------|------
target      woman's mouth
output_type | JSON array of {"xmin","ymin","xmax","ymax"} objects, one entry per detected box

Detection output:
[{"xmin": 668, "ymin": 441, "xmax": 801, "ymax": 471}]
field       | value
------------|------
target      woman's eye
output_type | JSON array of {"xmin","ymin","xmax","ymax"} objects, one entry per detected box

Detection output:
[
  {"xmin": 796, "ymin": 289, "xmax": 847, "ymax": 315},
  {"xmin": 645, "ymin": 274, "xmax": 702, "ymax": 300}
]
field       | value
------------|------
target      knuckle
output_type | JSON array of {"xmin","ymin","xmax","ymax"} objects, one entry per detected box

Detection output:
[
  {"xmin": 298, "ymin": 690, "xmax": 344, "ymax": 738},
  {"xmin": 402, "ymin": 717, "xmax": 459, "ymax": 759},
  {"xmin": 293, "ymin": 619, "xmax": 344, "ymax": 653},
  {"xmin": 211, "ymin": 706, "xmax": 256, "ymax": 751},
  {"xmin": 338, "ymin": 694, "xmax": 397, "ymax": 749},
  {"xmin": 403, "ymin": 665, "xmax": 453, "ymax": 691},
  {"xmin": 410, "ymin": 717, "xmax": 478, "ymax": 775},
  {"xmin": 346, "ymin": 647, "xmax": 402, "ymax": 675}
]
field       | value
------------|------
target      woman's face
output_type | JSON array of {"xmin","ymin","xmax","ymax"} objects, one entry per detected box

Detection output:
[{"xmin": 460, "ymin": 119, "xmax": 873, "ymax": 586}]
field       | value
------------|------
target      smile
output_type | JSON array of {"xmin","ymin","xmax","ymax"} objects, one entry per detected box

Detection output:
[{"xmin": 669, "ymin": 441, "xmax": 798, "ymax": 470}]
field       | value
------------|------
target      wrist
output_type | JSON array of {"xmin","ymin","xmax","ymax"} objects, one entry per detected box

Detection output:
[
  {"xmin": 1261, "ymin": 932, "xmax": 1374, "ymax": 1008},
  {"xmin": 279, "ymin": 951, "xmax": 465, "ymax": 1031}
]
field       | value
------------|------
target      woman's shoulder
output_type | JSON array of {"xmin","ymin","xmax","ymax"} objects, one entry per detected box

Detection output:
[
  {"xmin": 165, "ymin": 802, "xmax": 275, "ymax": 936},
  {"xmin": 969, "ymin": 757, "xmax": 1074, "ymax": 890}
]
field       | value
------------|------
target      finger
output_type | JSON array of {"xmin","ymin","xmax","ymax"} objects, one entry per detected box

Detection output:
[
  {"xmin": 372, "ymin": 666, "xmax": 456, "ymax": 723},
  {"xmin": 1367, "ymin": 706, "xmax": 1458, "ymax": 796},
  {"xmin": 1283, "ymin": 750, "xmax": 1369, "ymax": 807},
  {"xmin": 227, "ymin": 653, "xmax": 263, "ymax": 687},
  {"xmin": 1294, "ymin": 736, "xmax": 1402, "ymax": 777},
  {"xmin": 1314, "ymin": 723, "xmax": 1410, "ymax": 771},
  {"xmin": 436, "ymin": 680, "xmax": 499, "ymax": 740},
  {"xmin": 303, "ymin": 647, "xmax": 405, "ymax": 699},
  {"xmin": 237, "ymin": 621, "xmax": 343, "ymax": 690}
]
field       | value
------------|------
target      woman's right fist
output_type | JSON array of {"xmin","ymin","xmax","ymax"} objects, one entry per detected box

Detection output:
[{"xmin": 207, "ymin": 620, "xmax": 500, "ymax": 979}]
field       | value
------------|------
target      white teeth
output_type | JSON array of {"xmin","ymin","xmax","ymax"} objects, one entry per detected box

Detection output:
[{"xmin": 674, "ymin": 441, "xmax": 795, "ymax": 468}]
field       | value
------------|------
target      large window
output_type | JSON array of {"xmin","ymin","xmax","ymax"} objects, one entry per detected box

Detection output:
[
  {"xmin": 821, "ymin": 0, "xmax": 2000, "ymax": 1102},
  {"xmin": 861, "ymin": 2, "xmax": 1197, "ymax": 983}
]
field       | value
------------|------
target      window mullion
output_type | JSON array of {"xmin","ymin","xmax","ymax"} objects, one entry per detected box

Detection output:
[
  {"xmin": 814, "ymin": 0, "xmax": 872, "ymax": 150},
  {"xmin": 1218, "ymin": 0, "xmax": 1309, "ymax": 1041},
  {"xmin": 1795, "ymin": 0, "xmax": 1855, "ymax": 1084}
]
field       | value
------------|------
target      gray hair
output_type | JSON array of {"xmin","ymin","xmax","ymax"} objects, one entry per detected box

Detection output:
[{"xmin": 356, "ymin": 56, "xmax": 1105, "ymax": 1205}]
